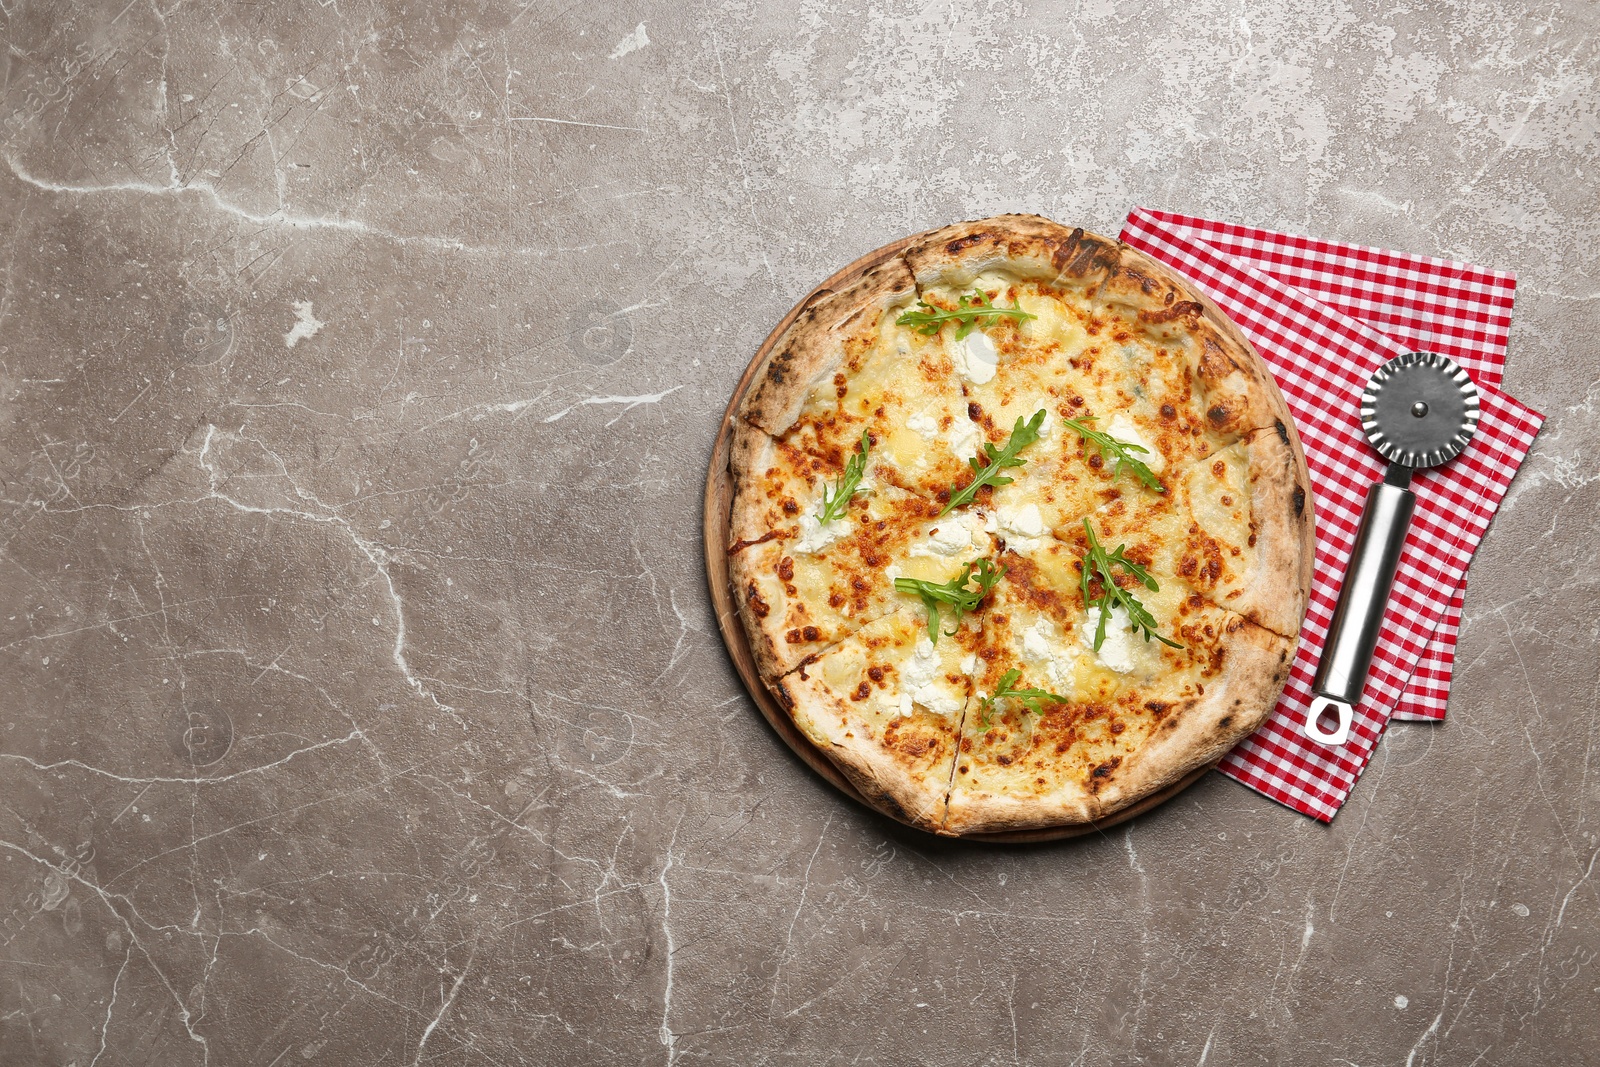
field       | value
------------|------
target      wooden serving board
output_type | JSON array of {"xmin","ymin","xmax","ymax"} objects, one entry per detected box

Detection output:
[{"xmin": 701, "ymin": 232, "xmax": 1217, "ymax": 843}]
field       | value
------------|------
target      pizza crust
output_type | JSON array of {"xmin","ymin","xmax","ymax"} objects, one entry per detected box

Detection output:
[
  {"xmin": 942, "ymin": 780, "xmax": 1096, "ymax": 835},
  {"xmin": 1225, "ymin": 424, "xmax": 1316, "ymax": 638},
  {"xmin": 900, "ymin": 215, "xmax": 1124, "ymax": 287},
  {"xmin": 728, "ymin": 418, "xmax": 785, "ymax": 544}
]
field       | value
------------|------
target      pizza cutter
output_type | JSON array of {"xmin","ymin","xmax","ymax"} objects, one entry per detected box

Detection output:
[{"xmin": 1303, "ymin": 351, "xmax": 1481, "ymax": 746}]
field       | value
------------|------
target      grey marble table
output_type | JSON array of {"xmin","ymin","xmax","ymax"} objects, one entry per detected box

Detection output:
[{"xmin": 2, "ymin": 2, "xmax": 1597, "ymax": 1064}]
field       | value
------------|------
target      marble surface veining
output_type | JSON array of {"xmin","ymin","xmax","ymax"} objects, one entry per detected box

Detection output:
[{"xmin": 2, "ymin": 1, "xmax": 1598, "ymax": 1063}]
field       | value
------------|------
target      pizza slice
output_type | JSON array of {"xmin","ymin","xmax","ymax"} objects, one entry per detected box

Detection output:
[
  {"xmin": 740, "ymin": 256, "xmax": 982, "ymax": 501},
  {"xmin": 943, "ymin": 537, "xmax": 1295, "ymax": 834},
  {"xmin": 729, "ymin": 473, "xmax": 1000, "ymax": 677},
  {"xmin": 775, "ymin": 608, "xmax": 982, "ymax": 831},
  {"xmin": 1056, "ymin": 424, "xmax": 1313, "ymax": 638},
  {"xmin": 901, "ymin": 217, "xmax": 1290, "ymax": 441}
]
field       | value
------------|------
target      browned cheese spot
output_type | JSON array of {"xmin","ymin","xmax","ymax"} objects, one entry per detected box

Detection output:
[{"xmin": 885, "ymin": 720, "xmax": 938, "ymax": 759}]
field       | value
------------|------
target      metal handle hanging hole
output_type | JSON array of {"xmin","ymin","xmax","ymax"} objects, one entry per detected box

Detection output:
[{"xmin": 1304, "ymin": 699, "xmax": 1353, "ymax": 746}]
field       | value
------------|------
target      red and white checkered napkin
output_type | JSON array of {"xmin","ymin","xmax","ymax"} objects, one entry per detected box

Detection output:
[{"xmin": 1120, "ymin": 207, "xmax": 1545, "ymax": 821}]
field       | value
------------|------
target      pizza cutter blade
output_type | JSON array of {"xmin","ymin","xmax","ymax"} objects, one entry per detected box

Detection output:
[{"xmin": 1303, "ymin": 352, "xmax": 1481, "ymax": 746}]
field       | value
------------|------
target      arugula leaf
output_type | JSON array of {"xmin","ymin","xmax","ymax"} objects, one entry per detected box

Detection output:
[
  {"xmin": 939, "ymin": 409, "xmax": 1047, "ymax": 516},
  {"xmin": 896, "ymin": 289, "xmax": 1036, "ymax": 340},
  {"xmin": 1079, "ymin": 519, "xmax": 1183, "ymax": 651},
  {"xmin": 1063, "ymin": 416, "xmax": 1165, "ymax": 493},
  {"xmin": 978, "ymin": 668, "xmax": 1069, "ymax": 724},
  {"xmin": 893, "ymin": 558, "xmax": 1005, "ymax": 644},
  {"xmin": 817, "ymin": 431, "xmax": 870, "ymax": 525}
]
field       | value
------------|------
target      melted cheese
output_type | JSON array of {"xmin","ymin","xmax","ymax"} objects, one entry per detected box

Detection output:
[{"xmin": 1105, "ymin": 414, "xmax": 1164, "ymax": 473}]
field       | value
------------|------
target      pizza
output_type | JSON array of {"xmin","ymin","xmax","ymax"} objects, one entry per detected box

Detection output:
[{"xmin": 724, "ymin": 215, "xmax": 1313, "ymax": 835}]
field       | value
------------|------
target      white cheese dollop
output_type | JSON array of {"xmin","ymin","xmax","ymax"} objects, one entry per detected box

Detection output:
[
  {"xmin": 897, "ymin": 636, "xmax": 963, "ymax": 716},
  {"xmin": 1080, "ymin": 605, "xmax": 1138, "ymax": 674},
  {"xmin": 909, "ymin": 511, "xmax": 984, "ymax": 558},
  {"xmin": 953, "ymin": 331, "xmax": 999, "ymax": 385},
  {"xmin": 1021, "ymin": 618, "xmax": 1054, "ymax": 662},
  {"xmin": 945, "ymin": 416, "xmax": 982, "ymax": 461},
  {"xmin": 984, "ymin": 502, "xmax": 1047, "ymax": 553},
  {"xmin": 1021, "ymin": 617, "xmax": 1078, "ymax": 691},
  {"xmin": 906, "ymin": 409, "xmax": 940, "ymax": 441},
  {"xmin": 1105, "ymin": 414, "xmax": 1164, "ymax": 473},
  {"xmin": 794, "ymin": 511, "xmax": 850, "ymax": 555}
]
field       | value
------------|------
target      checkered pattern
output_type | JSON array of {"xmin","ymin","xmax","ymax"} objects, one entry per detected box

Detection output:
[{"xmin": 1120, "ymin": 208, "xmax": 1544, "ymax": 821}]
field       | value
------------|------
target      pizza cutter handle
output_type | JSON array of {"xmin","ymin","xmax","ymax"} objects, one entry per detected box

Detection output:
[{"xmin": 1305, "ymin": 476, "xmax": 1417, "ymax": 747}]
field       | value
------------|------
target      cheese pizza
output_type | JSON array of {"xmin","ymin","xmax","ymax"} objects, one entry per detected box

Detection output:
[{"xmin": 725, "ymin": 216, "xmax": 1313, "ymax": 835}]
